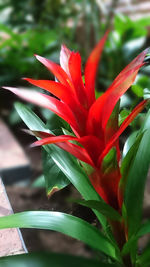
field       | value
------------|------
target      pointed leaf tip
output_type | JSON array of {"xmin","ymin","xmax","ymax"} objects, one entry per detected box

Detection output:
[{"xmin": 47, "ymin": 187, "xmax": 59, "ymax": 199}]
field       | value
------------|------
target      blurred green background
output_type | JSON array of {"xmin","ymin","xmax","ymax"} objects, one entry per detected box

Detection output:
[
  {"xmin": 1, "ymin": 0, "xmax": 150, "ymax": 124},
  {"xmin": 0, "ymin": 0, "xmax": 150, "ymax": 124}
]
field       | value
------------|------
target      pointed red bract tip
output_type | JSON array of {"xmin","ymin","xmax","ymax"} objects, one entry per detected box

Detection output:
[
  {"xmin": 35, "ymin": 54, "xmax": 43, "ymax": 61},
  {"xmin": 84, "ymin": 30, "xmax": 109, "ymax": 108},
  {"xmin": 61, "ymin": 43, "xmax": 69, "ymax": 51},
  {"xmin": 2, "ymin": 86, "xmax": 17, "ymax": 92},
  {"xmin": 60, "ymin": 44, "xmax": 72, "ymax": 77},
  {"xmin": 30, "ymin": 142, "xmax": 38, "ymax": 148}
]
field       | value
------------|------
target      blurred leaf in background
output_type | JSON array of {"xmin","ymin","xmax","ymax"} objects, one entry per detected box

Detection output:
[{"xmin": 1, "ymin": 0, "xmax": 150, "ymax": 141}]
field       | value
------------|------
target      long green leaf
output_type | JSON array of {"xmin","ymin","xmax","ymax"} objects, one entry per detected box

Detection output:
[
  {"xmin": 120, "ymin": 132, "xmax": 144, "ymax": 208},
  {"xmin": 0, "ymin": 211, "xmax": 116, "ymax": 260},
  {"xmin": 15, "ymin": 102, "xmax": 47, "ymax": 131},
  {"xmin": 42, "ymin": 112, "xmax": 71, "ymax": 194},
  {"xmin": 70, "ymin": 199, "xmax": 121, "ymax": 221},
  {"xmin": 0, "ymin": 252, "xmax": 117, "ymax": 267},
  {"xmin": 136, "ymin": 220, "xmax": 150, "ymax": 238},
  {"xmin": 122, "ymin": 131, "xmax": 138, "ymax": 158},
  {"xmin": 15, "ymin": 103, "xmax": 107, "ymax": 229},
  {"xmin": 124, "ymin": 109, "xmax": 150, "ymax": 237}
]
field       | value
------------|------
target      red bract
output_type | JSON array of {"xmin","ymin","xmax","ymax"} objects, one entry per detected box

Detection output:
[{"xmin": 3, "ymin": 32, "xmax": 148, "ymax": 210}]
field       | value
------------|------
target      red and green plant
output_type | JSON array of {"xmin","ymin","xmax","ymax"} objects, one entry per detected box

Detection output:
[{"xmin": 1, "ymin": 32, "xmax": 150, "ymax": 267}]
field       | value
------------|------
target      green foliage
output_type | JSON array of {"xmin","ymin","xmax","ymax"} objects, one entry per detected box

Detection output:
[
  {"xmin": 0, "ymin": 211, "xmax": 117, "ymax": 260},
  {"xmin": 0, "ymin": 252, "xmax": 117, "ymax": 267},
  {"xmin": 0, "ymin": 24, "xmax": 59, "ymax": 85},
  {"xmin": 124, "ymin": 109, "xmax": 150, "ymax": 237},
  {"xmin": 98, "ymin": 14, "xmax": 150, "ymax": 96},
  {"xmin": 32, "ymin": 175, "xmax": 45, "ymax": 188},
  {"xmin": 119, "ymin": 109, "xmax": 130, "ymax": 126},
  {"xmin": 120, "ymin": 132, "xmax": 144, "ymax": 197},
  {"xmin": 69, "ymin": 199, "xmax": 121, "ymax": 221},
  {"xmin": 136, "ymin": 242, "xmax": 150, "ymax": 267},
  {"xmin": 42, "ymin": 148, "xmax": 70, "ymax": 197},
  {"xmin": 102, "ymin": 148, "xmax": 118, "ymax": 174},
  {"xmin": 14, "ymin": 102, "xmax": 107, "ymax": 229}
]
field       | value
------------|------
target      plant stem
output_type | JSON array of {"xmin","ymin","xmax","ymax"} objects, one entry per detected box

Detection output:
[{"xmin": 109, "ymin": 220, "xmax": 133, "ymax": 267}]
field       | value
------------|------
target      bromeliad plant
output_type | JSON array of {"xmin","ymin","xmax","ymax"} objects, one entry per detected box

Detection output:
[{"xmin": 1, "ymin": 32, "xmax": 150, "ymax": 267}]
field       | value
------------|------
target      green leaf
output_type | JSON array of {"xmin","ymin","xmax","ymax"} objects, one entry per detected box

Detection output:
[
  {"xmin": 15, "ymin": 102, "xmax": 47, "ymax": 131},
  {"xmin": 48, "ymin": 146, "xmax": 107, "ymax": 226},
  {"xmin": 15, "ymin": 103, "xmax": 107, "ymax": 230},
  {"xmin": 131, "ymin": 84, "xmax": 143, "ymax": 98},
  {"xmin": 70, "ymin": 199, "xmax": 121, "ymax": 221},
  {"xmin": 121, "ymin": 133, "xmax": 143, "ymax": 187},
  {"xmin": 0, "ymin": 252, "xmax": 117, "ymax": 267},
  {"xmin": 122, "ymin": 219, "xmax": 150, "ymax": 257},
  {"xmin": 119, "ymin": 109, "xmax": 130, "ymax": 126},
  {"xmin": 136, "ymin": 242, "xmax": 150, "ymax": 267},
  {"xmin": 137, "ymin": 74, "xmax": 150, "ymax": 89},
  {"xmin": 124, "ymin": 109, "xmax": 150, "ymax": 237},
  {"xmin": 0, "ymin": 211, "xmax": 117, "ymax": 260},
  {"xmin": 32, "ymin": 175, "xmax": 45, "ymax": 188},
  {"xmin": 122, "ymin": 131, "xmax": 139, "ymax": 158},
  {"xmin": 136, "ymin": 220, "xmax": 150, "ymax": 238},
  {"xmin": 120, "ymin": 110, "xmax": 150, "ymax": 258},
  {"xmin": 15, "ymin": 102, "xmax": 70, "ymax": 195},
  {"xmin": 120, "ymin": 95, "xmax": 132, "ymax": 109},
  {"xmin": 121, "ymin": 236, "xmax": 137, "ymax": 257},
  {"xmin": 102, "ymin": 147, "xmax": 118, "ymax": 175},
  {"xmin": 144, "ymin": 88, "xmax": 150, "ymax": 100},
  {"xmin": 42, "ymin": 148, "xmax": 70, "ymax": 197},
  {"xmin": 46, "ymin": 109, "xmax": 71, "ymax": 135}
]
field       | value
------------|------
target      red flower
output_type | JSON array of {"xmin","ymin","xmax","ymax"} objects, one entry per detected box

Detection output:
[{"xmin": 4, "ymin": 32, "xmax": 148, "ymax": 210}]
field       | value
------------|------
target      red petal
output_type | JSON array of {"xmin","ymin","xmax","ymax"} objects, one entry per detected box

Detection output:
[
  {"xmin": 23, "ymin": 78, "xmax": 88, "ymax": 135},
  {"xmin": 3, "ymin": 87, "xmax": 80, "ymax": 135},
  {"xmin": 90, "ymin": 168, "xmax": 121, "ymax": 210},
  {"xmin": 111, "ymin": 47, "xmax": 148, "ymax": 85},
  {"xmin": 84, "ymin": 31, "xmax": 109, "ymax": 107},
  {"xmin": 77, "ymin": 136, "xmax": 103, "ymax": 167},
  {"xmin": 35, "ymin": 55, "xmax": 74, "ymax": 90},
  {"xmin": 97, "ymin": 99, "xmax": 148, "ymax": 167},
  {"xmin": 30, "ymin": 131, "xmax": 94, "ymax": 166},
  {"xmin": 31, "ymin": 134, "xmax": 76, "ymax": 147},
  {"xmin": 23, "ymin": 78, "xmax": 75, "ymax": 104},
  {"xmin": 69, "ymin": 52, "xmax": 88, "ymax": 108},
  {"xmin": 57, "ymin": 142, "xmax": 95, "ymax": 166},
  {"xmin": 31, "ymin": 131, "xmax": 54, "ymax": 138},
  {"xmin": 60, "ymin": 44, "xmax": 72, "ymax": 77},
  {"xmin": 87, "ymin": 49, "xmax": 148, "ymax": 137}
]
